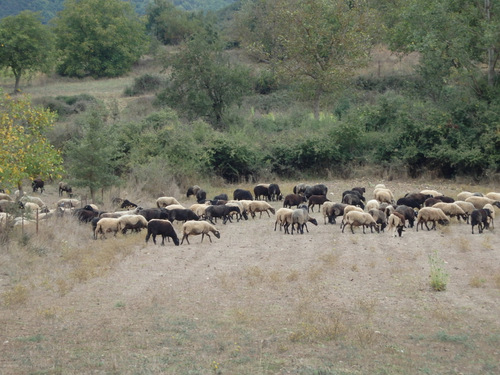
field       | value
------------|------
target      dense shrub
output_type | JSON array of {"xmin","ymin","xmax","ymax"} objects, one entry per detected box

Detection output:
[{"xmin": 124, "ymin": 74, "xmax": 165, "ymax": 96}]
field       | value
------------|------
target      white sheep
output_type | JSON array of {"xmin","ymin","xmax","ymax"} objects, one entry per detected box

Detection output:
[
  {"xmin": 420, "ymin": 189, "xmax": 442, "ymax": 197},
  {"xmin": 485, "ymin": 192, "xmax": 500, "ymax": 201},
  {"xmin": 321, "ymin": 201, "xmax": 335, "ymax": 224},
  {"xmin": 416, "ymin": 207, "xmax": 450, "ymax": 231},
  {"xmin": 453, "ymin": 201, "xmax": 476, "ymax": 223},
  {"xmin": 20, "ymin": 195, "xmax": 45, "ymax": 207},
  {"xmin": 189, "ymin": 203, "xmax": 210, "ymax": 218},
  {"xmin": 483, "ymin": 203, "xmax": 496, "ymax": 228},
  {"xmin": 0, "ymin": 193, "xmax": 13, "ymax": 202},
  {"xmin": 181, "ymin": 220, "xmax": 220, "ymax": 244},
  {"xmin": 290, "ymin": 206, "xmax": 318, "ymax": 234},
  {"xmin": 156, "ymin": 196, "xmax": 181, "ymax": 208},
  {"xmin": 374, "ymin": 188, "xmax": 395, "ymax": 204},
  {"xmin": 274, "ymin": 208, "xmax": 293, "ymax": 231},
  {"xmin": 457, "ymin": 191, "xmax": 475, "ymax": 201},
  {"xmin": 248, "ymin": 201, "xmax": 276, "ymax": 218},
  {"xmin": 94, "ymin": 218, "xmax": 121, "ymax": 239},
  {"xmin": 365, "ymin": 199, "xmax": 380, "ymax": 212},
  {"xmin": 100, "ymin": 207, "xmax": 142, "ymax": 219},
  {"xmin": 118, "ymin": 214, "xmax": 148, "ymax": 234},
  {"xmin": 340, "ymin": 205, "xmax": 363, "ymax": 230},
  {"xmin": 164, "ymin": 204, "xmax": 185, "ymax": 210},
  {"xmin": 431, "ymin": 202, "xmax": 466, "ymax": 221},
  {"xmin": 374, "ymin": 184, "xmax": 386, "ymax": 189},
  {"xmin": 57, "ymin": 198, "xmax": 81, "ymax": 208},
  {"xmin": 465, "ymin": 196, "xmax": 500, "ymax": 210},
  {"xmin": 342, "ymin": 211, "xmax": 379, "ymax": 234},
  {"xmin": 387, "ymin": 212, "xmax": 406, "ymax": 237}
]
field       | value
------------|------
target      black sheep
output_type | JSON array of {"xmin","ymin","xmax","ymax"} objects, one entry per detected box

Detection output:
[
  {"xmin": 283, "ymin": 193, "xmax": 307, "ymax": 208},
  {"xmin": 205, "ymin": 205, "xmax": 241, "ymax": 224},
  {"xmin": 471, "ymin": 208, "xmax": 492, "ymax": 234},
  {"xmin": 167, "ymin": 208, "xmax": 200, "ymax": 223},
  {"xmin": 233, "ymin": 189, "xmax": 253, "ymax": 201},
  {"xmin": 397, "ymin": 196, "xmax": 424, "ymax": 210},
  {"xmin": 196, "ymin": 189, "xmax": 207, "ymax": 203},
  {"xmin": 342, "ymin": 193, "xmax": 365, "ymax": 210},
  {"xmin": 253, "ymin": 185, "xmax": 270, "ymax": 201},
  {"xmin": 145, "ymin": 219, "xmax": 180, "ymax": 246},
  {"xmin": 395, "ymin": 205, "xmax": 417, "ymax": 228},
  {"xmin": 58, "ymin": 182, "xmax": 73, "ymax": 197},
  {"xmin": 304, "ymin": 184, "xmax": 328, "ymax": 199},
  {"xmin": 213, "ymin": 193, "xmax": 228, "ymax": 201},
  {"xmin": 31, "ymin": 178, "xmax": 44, "ymax": 193},
  {"xmin": 268, "ymin": 184, "xmax": 282, "ymax": 201},
  {"xmin": 138, "ymin": 208, "xmax": 169, "ymax": 221},
  {"xmin": 120, "ymin": 199, "xmax": 138, "ymax": 209},
  {"xmin": 73, "ymin": 205, "xmax": 99, "ymax": 223},
  {"xmin": 307, "ymin": 195, "xmax": 329, "ymax": 212}
]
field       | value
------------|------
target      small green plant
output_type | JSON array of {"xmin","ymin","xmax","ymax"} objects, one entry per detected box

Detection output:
[{"xmin": 428, "ymin": 250, "xmax": 449, "ymax": 291}]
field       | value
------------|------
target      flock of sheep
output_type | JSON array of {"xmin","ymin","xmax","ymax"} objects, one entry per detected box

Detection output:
[{"xmin": 0, "ymin": 181, "xmax": 499, "ymax": 245}]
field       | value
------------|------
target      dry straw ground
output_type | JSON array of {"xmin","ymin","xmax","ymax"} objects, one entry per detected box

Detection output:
[{"xmin": 1, "ymin": 178, "xmax": 499, "ymax": 375}]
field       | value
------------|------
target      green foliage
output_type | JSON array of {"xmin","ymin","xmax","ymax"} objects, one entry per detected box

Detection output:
[
  {"xmin": 32, "ymin": 94, "xmax": 97, "ymax": 118},
  {"xmin": 64, "ymin": 105, "xmax": 121, "ymax": 200},
  {"xmin": 124, "ymin": 74, "xmax": 166, "ymax": 96},
  {"xmin": 158, "ymin": 24, "xmax": 252, "ymax": 128},
  {"xmin": 0, "ymin": 10, "xmax": 55, "ymax": 92},
  {"xmin": 53, "ymin": 0, "xmax": 148, "ymax": 78}
]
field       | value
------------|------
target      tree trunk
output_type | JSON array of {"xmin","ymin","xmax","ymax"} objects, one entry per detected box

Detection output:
[{"xmin": 13, "ymin": 73, "xmax": 21, "ymax": 94}]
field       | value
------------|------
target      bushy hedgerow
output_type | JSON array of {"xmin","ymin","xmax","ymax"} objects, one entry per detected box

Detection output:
[{"xmin": 123, "ymin": 73, "xmax": 165, "ymax": 96}]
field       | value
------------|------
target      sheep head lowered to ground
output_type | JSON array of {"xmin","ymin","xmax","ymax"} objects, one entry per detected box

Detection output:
[{"xmin": 181, "ymin": 220, "xmax": 220, "ymax": 244}]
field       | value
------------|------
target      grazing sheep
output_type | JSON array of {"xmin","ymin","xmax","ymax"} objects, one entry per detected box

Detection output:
[
  {"xmin": 274, "ymin": 208, "xmax": 294, "ymax": 231},
  {"xmin": 374, "ymin": 188, "xmax": 395, "ymax": 205},
  {"xmin": 195, "ymin": 189, "xmax": 207, "ymax": 203},
  {"xmin": 453, "ymin": 201, "xmax": 475, "ymax": 223},
  {"xmin": 233, "ymin": 189, "xmax": 253, "ymax": 201},
  {"xmin": 145, "ymin": 219, "xmax": 180, "ymax": 246},
  {"xmin": 156, "ymin": 196, "xmax": 181, "ymax": 208},
  {"xmin": 342, "ymin": 189, "xmax": 366, "ymax": 203},
  {"xmin": 137, "ymin": 208, "xmax": 169, "ymax": 221},
  {"xmin": 485, "ymin": 192, "xmax": 500, "ymax": 201},
  {"xmin": 321, "ymin": 201, "xmax": 335, "ymax": 224},
  {"xmin": 119, "ymin": 214, "xmax": 148, "ymax": 234},
  {"xmin": 213, "ymin": 193, "xmax": 229, "ymax": 201},
  {"xmin": 304, "ymin": 184, "xmax": 328, "ymax": 199},
  {"xmin": 432, "ymin": 202, "xmax": 466, "ymax": 221},
  {"xmin": 342, "ymin": 193, "xmax": 365, "ymax": 209},
  {"xmin": 268, "ymin": 184, "xmax": 282, "ymax": 201},
  {"xmin": 340, "ymin": 205, "xmax": 364, "ymax": 230},
  {"xmin": 248, "ymin": 201, "xmax": 276, "ymax": 218},
  {"xmin": 420, "ymin": 189, "xmax": 442, "ymax": 197},
  {"xmin": 31, "ymin": 178, "xmax": 44, "ymax": 193},
  {"xmin": 120, "ymin": 199, "xmax": 138, "ymax": 209},
  {"xmin": 397, "ymin": 192, "xmax": 431, "ymax": 209},
  {"xmin": 394, "ymin": 205, "xmax": 417, "ymax": 228},
  {"xmin": 95, "ymin": 218, "xmax": 121, "ymax": 239},
  {"xmin": 471, "ymin": 208, "xmax": 492, "ymax": 234},
  {"xmin": 283, "ymin": 193, "xmax": 307, "ymax": 208},
  {"xmin": 290, "ymin": 206, "xmax": 318, "ymax": 234},
  {"xmin": 387, "ymin": 212, "xmax": 406, "ymax": 237},
  {"xmin": 167, "ymin": 208, "xmax": 200, "ymax": 223},
  {"xmin": 226, "ymin": 201, "xmax": 249, "ymax": 220},
  {"xmin": 254, "ymin": 184, "xmax": 271, "ymax": 201},
  {"xmin": 205, "ymin": 205, "xmax": 241, "ymax": 224},
  {"xmin": 416, "ymin": 207, "xmax": 450, "ymax": 231},
  {"xmin": 20, "ymin": 195, "xmax": 45, "ymax": 208},
  {"xmin": 365, "ymin": 199, "xmax": 380, "ymax": 212},
  {"xmin": 293, "ymin": 183, "xmax": 309, "ymax": 195},
  {"xmin": 57, "ymin": 198, "xmax": 80, "ymax": 208},
  {"xmin": 424, "ymin": 197, "xmax": 443, "ymax": 207},
  {"xmin": 326, "ymin": 203, "xmax": 348, "ymax": 224},
  {"xmin": 369, "ymin": 209, "xmax": 387, "ymax": 232},
  {"xmin": 186, "ymin": 185, "xmax": 201, "ymax": 198},
  {"xmin": 0, "ymin": 193, "xmax": 13, "ymax": 202},
  {"xmin": 342, "ymin": 211, "xmax": 379, "ymax": 234},
  {"xmin": 483, "ymin": 203, "xmax": 496, "ymax": 228},
  {"xmin": 465, "ymin": 196, "xmax": 500, "ymax": 210},
  {"xmin": 73, "ymin": 205, "xmax": 99, "ymax": 223},
  {"xmin": 181, "ymin": 220, "xmax": 220, "ymax": 244},
  {"xmin": 58, "ymin": 182, "xmax": 73, "ymax": 197},
  {"xmin": 457, "ymin": 191, "xmax": 477, "ymax": 201},
  {"xmin": 189, "ymin": 203, "xmax": 210, "ymax": 218},
  {"xmin": 307, "ymin": 194, "xmax": 330, "ymax": 212}
]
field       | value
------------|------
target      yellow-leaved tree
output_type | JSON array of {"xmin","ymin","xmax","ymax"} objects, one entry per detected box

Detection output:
[{"xmin": 0, "ymin": 91, "xmax": 64, "ymax": 195}]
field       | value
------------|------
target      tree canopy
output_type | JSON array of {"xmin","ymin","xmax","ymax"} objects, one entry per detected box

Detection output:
[
  {"xmin": 0, "ymin": 91, "xmax": 64, "ymax": 193},
  {"xmin": 53, "ymin": 0, "xmax": 148, "ymax": 78},
  {"xmin": 0, "ymin": 10, "xmax": 55, "ymax": 92}
]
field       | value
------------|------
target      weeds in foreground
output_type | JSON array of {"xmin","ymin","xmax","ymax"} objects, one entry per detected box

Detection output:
[
  {"xmin": 428, "ymin": 250, "xmax": 449, "ymax": 291},
  {"xmin": 1, "ymin": 284, "xmax": 29, "ymax": 306},
  {"xmin": 469, "ymin": 276, "xmax": 486, "ymax": 288}
]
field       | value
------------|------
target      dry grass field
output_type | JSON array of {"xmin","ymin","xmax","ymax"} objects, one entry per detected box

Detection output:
[{"xmin": 1, "ymin": 178, "xmax": 499, "ymax": 375}]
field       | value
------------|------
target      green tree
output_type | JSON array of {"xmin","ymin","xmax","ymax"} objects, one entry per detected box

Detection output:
[
  {"xmin": 0, "ymin": 11, "xmax": 55, "ymax": 93},
  {"xmin": 64, "ymin": 106, "xmax": 121, "ymax": 201},
  {"xmin": 0, "ymin": 91, "xmax": 64, "ymax": 194},
  {"xmin": 159, "ymin": 25, "xmax": 252, "ymax": 128},
  {"xmin": 53, "ymin": 0, "xmax": 147, "ymax": 78},
  {"xmin": 236, "ymin": 0, "xmax": 374, "ymax": 119}
]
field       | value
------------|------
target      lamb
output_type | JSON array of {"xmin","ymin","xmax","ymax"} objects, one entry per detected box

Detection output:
[
  {"xmin": 307, "ymin": 194, "xmax": 330, "ymax": 212},
  {"xmin": 145, "ymin": 219, "xmax": 180, "ymax": 246},
  {"xmin": 118, "ymin": 214, "xmax": 148, "ymax": 234},
  {"xmin": 58, "ymin": 182, "xmax": 73, "ymax": 197},
  {"xmin": 485, "ymin": 192, "xmax": 500, "ymax": 201},
  {"xmin": 181, "ymin": 220, "xmax": 220, "ymax": 244},
  {"xmin": 94, "ymin": 218, "xmax": 121, "ymax": 239},
  {"xmin": 342, "ymin": 211, "xmax": 379, "ymax": 234},
  {"xmin": 387, "ymin": 212, "xmax": 406, "ymax": 237},
  {"xmin": 274, "ymin": 208, "xmax": 293, "ymax": 231},
  {"xmin": 431, "ymin": 202, "xmax": 467, "ymax": 221},
  {"xmin": 470, "ymin": 208, "xmax": 492, "ymax": 234},
  {"xmin": 369, "ymin": 209, "xmax": 387, "ymax": 232},
  {"xmin": 248, "ymin": 201, "xmax": 276, "ymax": 218},
  {"xmin": 465, "ymin": 196, "xmax": 500, "ymax": 210},
  {"xmin": 167, "ymin": 208, "xmax": 200, "ymax": 223},
  {"xmin": 283, "ymin": 193, "xmax": 307, "ymax": 208},
  {"xmin": 233, "ymin": 189, "xmax": 253, "ymax": 201},
  {"xmin": 156, "ymin": 196, "xmax": 181, "ymax": 208},
  {"xmin": 290, "ymin": 206, "xmax": 318, "ymax": 234},
  {"xmin": 253, "ymin": 184, "xmax": 271, "ymax": 201},
  {"xmin": 416, "ymin": 207, "xmax": 450, "ymax": 231}
]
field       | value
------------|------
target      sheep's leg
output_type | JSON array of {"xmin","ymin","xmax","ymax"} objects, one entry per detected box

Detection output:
[
  {"xmin": 206, "ymin": 233, "xmax": 212, "ymax": 243},
  {"xmin": 350, "ymin": 224, "xmax": 355, "ymax": 234},
  {"xmin": 303, "ymin": 223, "xmax": 308, "ymax": 233},
  {"xmin": 161, "ymin": 235, "xmax": 166, "ymax": 246}
]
